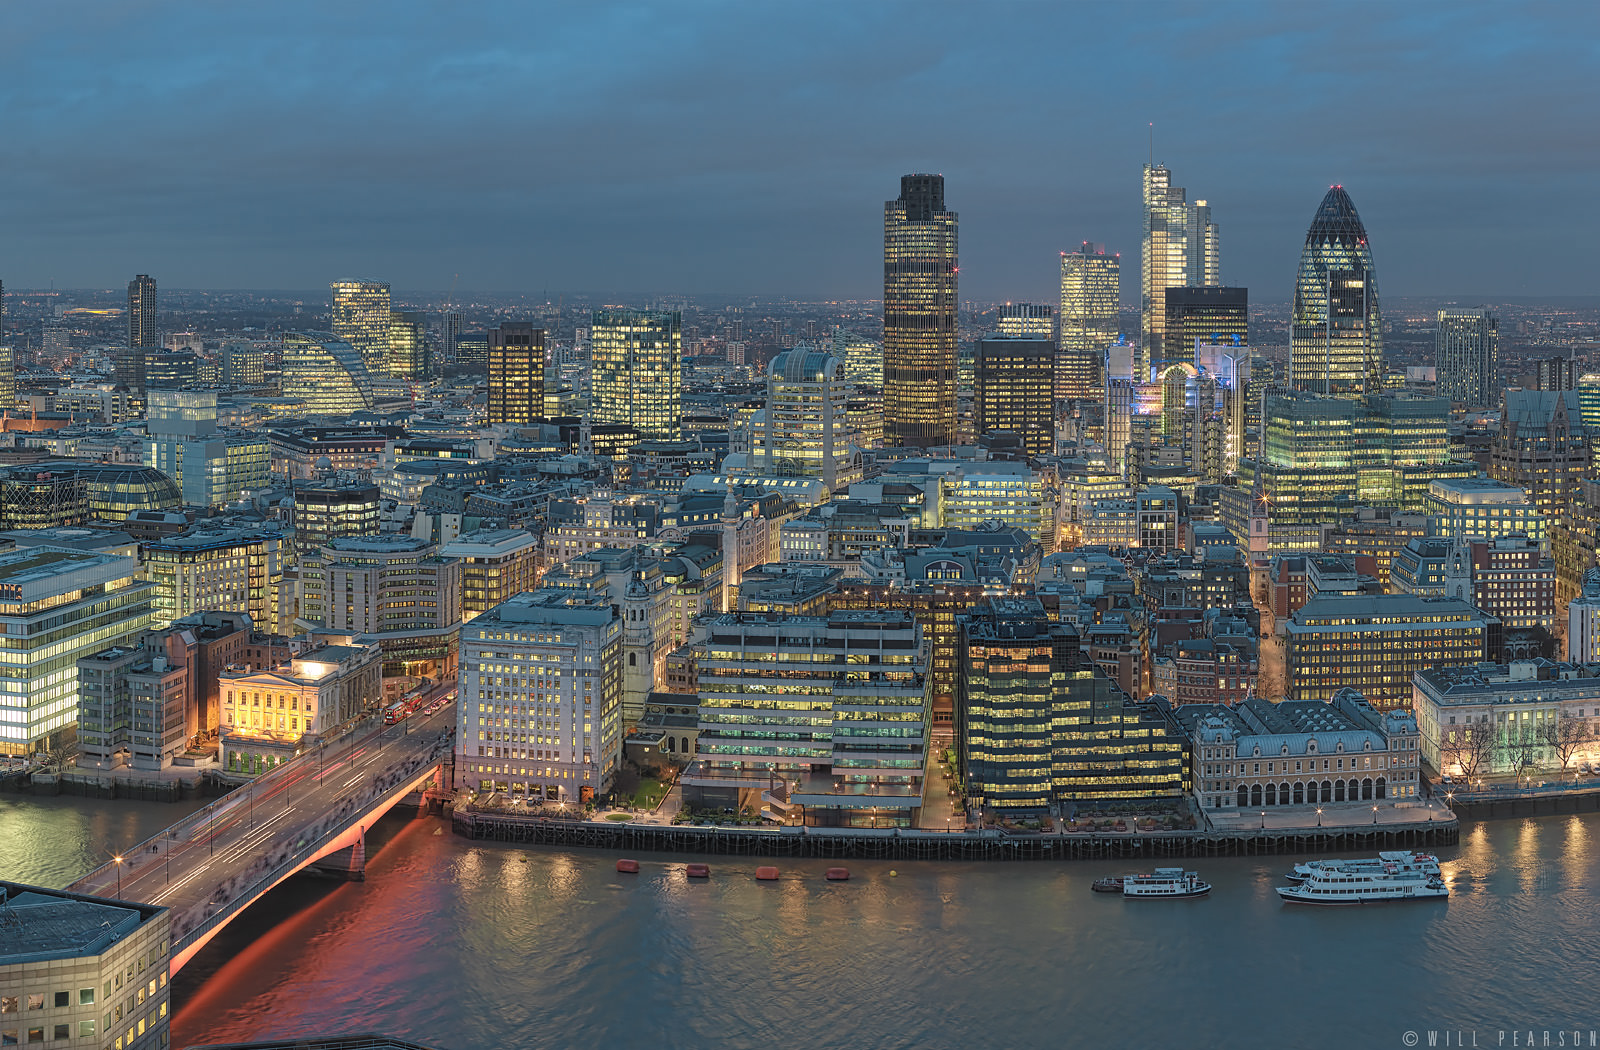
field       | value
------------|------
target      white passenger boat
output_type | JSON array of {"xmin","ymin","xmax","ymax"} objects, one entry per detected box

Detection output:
[
  {"xmin": 1122, "ymin": 868, "xmax": 1210, "ymax": 898},
  {"xmin": 1284, "ymin": 850, "xmax": 1440, "ymax": 883},
  {"xmin": 1276, "ymin": 865, "xmax": 1447, "ymax": 905}
]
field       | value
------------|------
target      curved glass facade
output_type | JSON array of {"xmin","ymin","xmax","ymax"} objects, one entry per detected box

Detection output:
[
  {"xmin": 281, "ymin": 333, "xmax": 377, "ymax": 415},
  {"xmin": 1290, "ymin": 186, "xmax": 1382, "ymax": 397}
]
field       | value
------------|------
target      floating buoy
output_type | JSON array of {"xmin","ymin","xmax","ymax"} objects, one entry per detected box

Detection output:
[
  {"xmin": 616, "ymin": 858, "xmax": 640, "ymax": 874},
  {"xmin": 889, "ymin": 870, "xmax": 898, "ymax": 877},
  {"xmin": 755, "ymin": 865, "xmax": 780, "ymax": 881},
  {"xmin": 686, "ymin": 863, "xmax": 711, "ymax": 878},
  {"xmin": 825, "ymin": 867, "xmax": 850, "ymax": 881}
]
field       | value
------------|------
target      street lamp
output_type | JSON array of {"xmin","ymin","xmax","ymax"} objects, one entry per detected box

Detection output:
[
  {"xmin": 1372, "ymin": 805, "xmax": 1378, "ymax": 825},
  {"xmin": 1259, "ymin": 811, "xmax": 1265, "ymax": 830},
  {"xmin": 1316, "ymin": 807, "xmax": 1322, "ymax": 827},
  {"xmin": 113, "ymin": 855, "xmax": 123, "ymax": 898}
]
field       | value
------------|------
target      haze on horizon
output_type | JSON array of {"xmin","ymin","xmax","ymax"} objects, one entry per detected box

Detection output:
[{"xmin": 2, "ymin": 1, "xmax": 1594, "ymax": 303}]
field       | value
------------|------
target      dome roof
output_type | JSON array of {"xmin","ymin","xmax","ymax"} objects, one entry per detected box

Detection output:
[{"xmin": 1306, "ymin": 185, "xmax": 1368, "ymax": 244}]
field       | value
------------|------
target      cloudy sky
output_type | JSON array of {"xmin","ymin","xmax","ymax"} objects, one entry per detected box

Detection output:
[{"xmin": 3, "ymin": 1, "xmax": 1595, "ymax": 301}]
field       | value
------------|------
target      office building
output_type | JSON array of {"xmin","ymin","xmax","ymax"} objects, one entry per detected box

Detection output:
[
  {"xmin": 487, "ymin": 322, "xmax": 545, "ymax": 427},
  {"xmin": 0, "ymin": 882, "xmax": 170, "ymax": 1050},
  {"xmin": 280, "ymin": 334, "xmax": 376, "ymax": 415},
  {"xmin": 1142, "ymin": 165, "xmax": 1218, "ymax": 378},
  {"xmin": 884, "ymin": 174, "xmax": 958, "ymax": 448},
  {"xmin": 1416, "ymin": 661, "xmax": 1600, "ymax": 780},
  {"xmin": 1488, "ymin": 389, "xmax": 1590, "ymax": 521},
  {"xmin": 973, "ymin": 336, "xmax": 1055, "ymax": 456},
  {"xmin": 0, "ymin": 469, "xmax": 90, "ymax": 530},
  {"xmin": 0, "ymin": 344, "xmax": 15, "ymax": 411},
  {"xmin": 290, "ymin": 476, "xmax": 380, "ymax": 548},
  {"xmin": 957, "ymin": 599, "xmax": 1184, "ymax": 810},
  {"xmin": 144, "ymin": 390, "xmax": 270, "ymax": 508},
  {"xmin": 387, "ymin": 309, "xmax": 428, "ymax": 380},
  {"xmin": 1162, "ymin": 286, "xmax": 1247, "ymax": 369},
  {"xmin": 995, "ymin": 303, "xmax": 1053, "ymax": 339},
  {"xmin": 439, "ymin": 528, "xmax": 541, "ymax": 622},
  {"xmin": 1568, "ymin": 569, "xmax": 1600, "ymax": 663},
  {"xmin": 1435, "ymin": 308, "xmax": 1499, "ymax": 407},
  {"xmin": 1290, "ymin": 185, "xmax": 1382, "ymax": 397},
  {"xmin": 833, "ymin": 328, "xmax": 882, "ymax": 388},
  {"xmin": 741, "ymin": 347, "xmax": 860, "ymax": 493},
  {"xmin": 127, "ymin": 274, "xmax": 156, "ymax": 350},
  {"xmin": 329, "ymin": 280, "xmax": 392, "ymax": 374},
  {"xmin": 1284, "ymin": 593, "xmax": 1499, "ymax": 710},
  {"xmin": 1173, "ymin": 689, "xmax": 1421, "ymax": 811},
  {"xmin": 1425, "ymin": 477, "xmax": 1546, "ymax": 548},
  {"xmin": 590, "ymin": 309, "xmax": 682, "ymax": 439},
  {"xmin": 1058, "ymin": 243, "xmax": 1119, "ymax": 400},
  {"xmin": 457, "ymin": 588, "xmax": 625, "ymax": 801},
  {"xmin": 0, "ymin": 546, "xmax": 155, "ymax": 756},
  {"xmin": 442, "ymin": 310, "xmax": 462, "ymax": 362},
  {"xmin": 220, "ymin": 341, "xmax": 267, "ymax": 386},
  {"xmin": 219, "ymin": 642, "xmax": 382, "ymax": 775},
  {"xmin": 141, "ymin": 525, "xmax": 284, "ymax": 629},
  {"xmin": 683, "ymin": 609, "xmax": 930, "ymax": 827}
]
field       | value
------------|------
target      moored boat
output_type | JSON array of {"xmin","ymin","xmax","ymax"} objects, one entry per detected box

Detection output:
[
  {"xmin": 1276, "ymin": 866, "xmax": 1447, "ymax": 905},
  {"xmin": 1122, "ymin": 868, "xmax": 1210, "ymax": 898},
  {"xmin": 1091, "ymin": 875, "xmax": 1129, "ymax": 893},
  {"xmin": 1285, "ymin": 850, "xmax": 1441, "ymax": 883}
]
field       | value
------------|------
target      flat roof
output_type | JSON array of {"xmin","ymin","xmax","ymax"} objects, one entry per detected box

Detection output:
[{"xmin": 0, "ymin": 883, "xmax": 163, "ymax": 965}]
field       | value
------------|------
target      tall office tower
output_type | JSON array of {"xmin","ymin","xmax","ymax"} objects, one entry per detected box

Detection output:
[
  {"xmin": 1537, "ymin": 355, "xmax": 1577, "ymax": 391},
  {"xmin": 748, "ymin": 347, "xmax": 861, "ymax": 492},
  {"xmin": 996, "ymin": 303, "xmax": 1054, "ymax": 339},
  {"xmin": 330, "ymin": 280, "xmax": 392, "ymax": 374},
  {"xmin": 1059, "ymin": 243, "xmax": 1119, "ymax": 401},
  {"xmin": 1104, "ymin": 341, "xmax": 1137, "ymax": 477},
  {"xmin": 833, "ymin": 328, "xmax": 883, "ymax": 387},
  {"xmin": 487, "ymin": 322, "xmax": 546, "ymax": 426},
  {"xmin": 1289, "ymin": 186, "xmax": 1383, "ymax": 397},
  {"xmin": 1163, "ymin": 286, "xmax": 1248, "ymax": 368},
  {"xmin": 1142, "ymin": 166, "xmax": 1218, "ymax": 379},
  {"xmin": 442, "ymin": 310, "xmax": 462, "ymax": 362},
  {"xmin": 128, "ymin": 274, "xmax": 157, "ymax": 349},
  {"xmin": 0, "ymin": 345, "xmax": 13, "ymax": 412},
  {"xmin": 884, "ymin": 173, "xmax": 958, "ymax": 448},
  {"xmin": 387, "ymin": 309, "xmax": 428, "ymax": 379},
  {"xmin": 590, "ymin": 308, "xmax": 682, "ymax": 439},
  {"xmin": 1435, "ymin": 308, "xmax": 1499, "ymax": 407},
  {"xmin": 974, "ymin": 335, "xmax": 1055, "ymax": 456}
]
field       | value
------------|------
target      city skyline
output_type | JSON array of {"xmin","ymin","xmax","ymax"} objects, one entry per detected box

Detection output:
[{"xmin": 1, "ymin": 3, "xmax": 1594, "ymax": 300}]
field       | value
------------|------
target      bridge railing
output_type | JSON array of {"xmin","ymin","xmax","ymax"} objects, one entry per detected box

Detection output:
[{"xmin": 172, "ymin": 743, "xmax": 452, "ymax": 952}]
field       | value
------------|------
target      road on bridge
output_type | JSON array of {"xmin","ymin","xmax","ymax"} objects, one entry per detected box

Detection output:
[{"xmin": 71, "ymin": 683, "xmax": 458, "ymax": 923}]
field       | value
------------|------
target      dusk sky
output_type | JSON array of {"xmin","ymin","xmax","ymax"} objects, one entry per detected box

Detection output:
[{"xmin": 4, "ymin": 1, "xmax": 1595, "ymax": 301}]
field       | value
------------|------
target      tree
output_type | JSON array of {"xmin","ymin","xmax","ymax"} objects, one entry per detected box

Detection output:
[
  {"xmin": 1443, "ymin": 720, "xmax": 1495, "ymax": 782},
  {"xmin": 1538, "ymin": 712, "xmax": 1593, "ymax": 770}
]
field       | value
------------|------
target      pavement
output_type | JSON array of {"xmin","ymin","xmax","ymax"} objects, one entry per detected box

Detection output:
[
  {"xmin": 69, "ymin": 682, "xmax": 459, "ymax": 943},
  {"xmin": 1206, "ymin": 797, "xmax": 1455, "ymax": 831}
]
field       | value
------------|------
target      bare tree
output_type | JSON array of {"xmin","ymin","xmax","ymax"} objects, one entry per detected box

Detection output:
[
  {"xmin": 1538, "ymin": 712, "xmax": 1593, "ymax": 770},
  {"xmin": 1443, "ymin": 721, "xmax": 1496, "ymax": 782}
]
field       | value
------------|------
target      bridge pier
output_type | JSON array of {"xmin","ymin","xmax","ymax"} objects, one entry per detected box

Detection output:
[{"xmin": 306, "ymin": 833, "xmax": 366, "ymax": 881}]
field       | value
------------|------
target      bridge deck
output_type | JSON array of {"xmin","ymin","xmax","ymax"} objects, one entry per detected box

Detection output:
[{"xmin": 70, "ymin": 694, "xmax": 457, "ymax": 973}]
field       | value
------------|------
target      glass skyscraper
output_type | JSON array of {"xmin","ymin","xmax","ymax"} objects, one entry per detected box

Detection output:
[
  {"xmin": 330, "ymin": 280, "xmax": 392, "ymax": 375},
  {"xmin": 1059, "ymin": 243, "xmax": 1119, "ymax": 401},
  {"xmin": 1435, "ymin": 308, "xmax": 1499, "ymax": 408},
  {"xmin": 1163, "ymin": 286, "xmax": 1247, "ymax": 369},
  {"xmin": 884, "ymin": 174, "xmax": 958, "ymax": 448},
  {"xmin": 387, "ymin": 309, "xmax": 428, "ymax": 379},
  {"xmin": 1142, "ymin": 166, "xmax": 1218, "ymax": 380},
  {"xmin": 590, "ymin": 308, "xmax": 682, "ymax": 439},
  {"xmin": 1290, "ymin": 186, "xmax": 1383, "ymax": 397}
]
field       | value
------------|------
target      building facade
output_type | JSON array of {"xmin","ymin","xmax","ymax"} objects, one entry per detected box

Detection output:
[
  {"xmin": 883, "ymin": 174, "xmax": 958, "ymax": 448},
  {"xmin": 487, "ymin": 322, "xmax": 545, "ymax": 427},
  {"xmin": 329, "ymin": 280, "xmax": 392, "ymax": 374},
  {"xmin": 218, "ymin": 642, "xmax": 382, "ymax": 774},
  {"xmin": 1289, "ymin": 186, "xmax": 1382, "ymax": 397},
  {"xmin": 1435, "ymin": 308, "xmax": 1499, "ymax": 407},
  {"xmin": 973, "ymin": 335, "xmax": 1054, "ymax": 456},
  {"xmin": 590, "ymin": 309, "xmax": 682, "ymax": 440},
  {"xmin": 1058, "ymin": 242, "xmax": 1118, "ymax": 400}
]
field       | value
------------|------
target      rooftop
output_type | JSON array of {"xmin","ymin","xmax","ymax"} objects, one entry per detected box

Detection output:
[{"xmin": 0, "ymin": 883, "xmax": 163, "ymax": 966}]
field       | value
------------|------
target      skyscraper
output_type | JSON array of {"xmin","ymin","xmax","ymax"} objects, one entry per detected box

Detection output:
[
  {"xmin": 128, "ymin": 274, "xmax": 157, "ymax": 349},
  {"xmin": 884, "ymin": 174, "xmax": 958, "ymax": 448},
  {"xmin": 442, "ymin": 310, "xmax": 462, "ymax": 363},
  {"xmin": 330, "ymin": 280, "xmax": 392, "ymax": 374},
  {"xmin": 1142, "ymin": 166, "xmax": 1218, "ymax": 379},
  {"xmin": 1162, "ymin": 286, "xmax": 1248, "ymax": 369},
  {"xmin": 746, "ymin": 347, "xmax": 860, "ymax": 492},
  {"xmin": 387, "ymin": 309, "xmax": 428, "ymax": 379},
  {"xmin": 974, "ymin": 335, "xmax": 1055, "ymax": 456},
  {"xmin": 590, "ymin": 308, "xmax": 682, "ymax": 439},
  {"xmin": 487, "ymin": 322, "xmax": 545, "ymax": 426},
  {"xmin": 1435, "ymin": 308, "xmax": 1499, "ymax": 407},
  {"xmin": 1289, "ymin": 186, "xmax": 1383, "ymax": 397},
  {"xmin": 1059, "ymin": 243, "xmax": 1119, "ymax": 401}
]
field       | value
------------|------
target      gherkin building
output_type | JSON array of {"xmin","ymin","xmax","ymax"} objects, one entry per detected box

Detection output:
[{"xmin": 1290, "ymin": 186, "xmax": 1382, "ymax": 397}]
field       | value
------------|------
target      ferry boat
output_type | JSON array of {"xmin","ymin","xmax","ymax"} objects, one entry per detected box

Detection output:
[
  {"xmin": 1122, "ymin": 868, "xmax": 1211, "ymax": 899},
  {"xmin": 1284, "ymin": 850, "xmax": 1441, "ymax": 883},
  {"xmin": 1276, "ymin": 866, "xmax": 1447, "ymax": 905},
  {"xmin": 1091, "ymin": 875, "xmax": 1130, "ymax": 893}
]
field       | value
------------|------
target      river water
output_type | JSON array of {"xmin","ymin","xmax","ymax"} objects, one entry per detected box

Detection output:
[{"xmin": 5, "ymin": 794, "xmax": 1599, "ymax": 1050}]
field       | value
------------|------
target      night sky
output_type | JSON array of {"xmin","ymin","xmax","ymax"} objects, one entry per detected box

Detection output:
[{"xmin": 3, "ymin": 1, "xmax": 1595, "ymax": 301}]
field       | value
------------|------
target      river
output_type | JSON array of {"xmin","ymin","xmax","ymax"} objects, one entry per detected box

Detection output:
[{"xmin": 5, "ymin": 794, "xmax": 1599, "ymax": 1050}]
